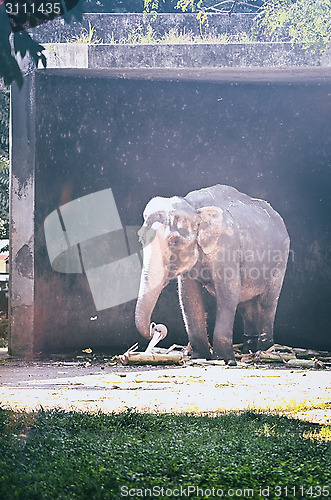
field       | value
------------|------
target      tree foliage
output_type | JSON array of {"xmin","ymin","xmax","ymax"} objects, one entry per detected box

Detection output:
[
  {"xmin": 0, "ymin": 10, "xmax": 45, "ymax": 88},
  {"xmin": 0, "ymin": 2, "xmax": 83, "ymax": 88},
  {"xmin": 144, "ymin": 0, "xmax": 331, "ymax": 50},
  {"xmin": 143, "ymin": 0, "xmax": 262, "ymax": 14},
  {"xmin": 83, "ymin": 0, "xmax": 261, "ymax": 12},
  {"xmin": 255, "ymin": 0, "xmax": 331, "ymax": 52}
]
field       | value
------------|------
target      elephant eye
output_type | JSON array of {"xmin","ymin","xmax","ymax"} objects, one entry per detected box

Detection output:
[
  {"xmin": 168, "ymin": 234, "xmax": 182, "ymax": 247},
  {"xmin": 155, "ymin": 212, "xmax": 166, "ymax": 223}
]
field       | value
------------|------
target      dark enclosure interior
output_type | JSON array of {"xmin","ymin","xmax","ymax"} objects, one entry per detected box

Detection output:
[{"xmin": 34, "ymin": 71, "xmax": 331, "ymax": 353}]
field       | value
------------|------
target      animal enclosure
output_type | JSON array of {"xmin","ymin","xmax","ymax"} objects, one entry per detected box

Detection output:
[{"xmin": 9, "ymin": 45, "xmax": 331, "ymax": 356}]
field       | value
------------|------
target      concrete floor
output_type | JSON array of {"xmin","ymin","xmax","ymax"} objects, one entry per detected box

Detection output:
[{"xmin": 0, "ymin": 349, "xmax": 330, "ymax": 424}]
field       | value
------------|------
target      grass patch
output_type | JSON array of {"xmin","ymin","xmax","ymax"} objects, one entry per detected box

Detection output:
[
  {"xmin": 0, "ymin": 408, "xmax": 330, "ymax": 499},
  {"xmin": 122, "ymin": 25, "xmax": 253, "ymax": 45},
  {"xmin": 67, "ymin": 22, "xmax": 253, "ymax": 45},
  {"xmin": 67, "ymin": 21, "xmax": 103, "ymax": 44},
  {"xmin": 253, "ymin": 399, "xmax": 331, "ymax": 417}
]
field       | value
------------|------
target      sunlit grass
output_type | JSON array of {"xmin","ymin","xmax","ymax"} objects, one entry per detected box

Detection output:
[
  {"xmin": 304, "ymin": 426, "xmax": 331, "ymax": 442},
  {"xmin": 161, "ymin": 28, "xmax": 253, "ymax": 44},
  {"xmin": 253, "ymin": 399, "xmax": 331, "ymax": 417}
]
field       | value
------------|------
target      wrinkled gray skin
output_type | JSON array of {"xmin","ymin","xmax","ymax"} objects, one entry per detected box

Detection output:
[{"xmin": 135, "ymin": 185, "xmax": 290, "ymax": 365}]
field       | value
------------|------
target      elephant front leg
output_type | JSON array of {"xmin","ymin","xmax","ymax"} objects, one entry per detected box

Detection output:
[
  {"xmin": 212, "ymin": 307, "xmax": 237, "ymax": 365},
  {"xmin": 178, "ymin": 274, "xmax": 211, "ymax": 359},
  {"xmin": 212, "ymin": 285, "xmax": 240, "ymax": 365}
]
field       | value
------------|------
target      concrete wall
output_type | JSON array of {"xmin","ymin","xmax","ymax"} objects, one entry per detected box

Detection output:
[
  {"xmin": 9, "ymin": 43, "xmax": 331, "ymax": 356},
  {"xmin": 10, "ymin": 74, "xmax": 36, "ymax": 357}
]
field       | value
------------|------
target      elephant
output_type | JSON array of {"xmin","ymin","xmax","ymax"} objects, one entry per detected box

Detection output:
[{"xmin": 135, "ymin": 184, "xmax": 290, "ymax": 365}]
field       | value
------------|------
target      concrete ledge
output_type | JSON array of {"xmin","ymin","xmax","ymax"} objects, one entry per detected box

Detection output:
[
  {"xmin": 41, "ymin": 42, "xmax": 331, "ymax": 80},
  {"xmin": 88, "ymin": 42, "xmax": 331, "ymax": 70},
  {"xmin": 44, "ymin": 44, "xmax": 88, "ymax": 69},
  {"xmin": 37, "ymin": 66, "xmax": 331, "ymax": 84}
]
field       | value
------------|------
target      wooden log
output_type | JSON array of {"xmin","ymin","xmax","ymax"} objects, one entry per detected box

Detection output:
[
  {"xmin": 240, "ymin": 353, "xmax": 255, "ymax": 363},
  {"xmin": 119, "ymin": 351, "xmax": 185, "ymax": 366},
  {"xmin": 292, "ymin": 348, "xmax": 321, "ymax": 358},
  {"xmin": 255, "ymin": 352, "xmax": 296, "ymax": 363},
  {"xmin": 266, "ymin": 344, "xmax": 295, "ymax": 353},
  {"xmin": 286, "ymin": 358, "xmax": 325, "ymax": 369}
]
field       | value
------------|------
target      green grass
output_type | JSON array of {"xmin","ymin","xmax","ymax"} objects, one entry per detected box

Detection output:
[
  {"xmin": 66, "ymin": 21, "xmax": 103, "ymax": 44},
  {"xmin": 0, "ymin": 408, "xmax": 330, "ymax": 499},
  {"xmin": 67, "ymin": 22, "xmax": 253, "ymax": 45}
]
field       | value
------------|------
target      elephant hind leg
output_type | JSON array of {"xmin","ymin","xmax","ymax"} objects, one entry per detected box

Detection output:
[
  {"xmin": 239, "ymin": 295, "xmax": 278, "ymax": 353},
  {"xmin": 256, "ymin": 297, "xmax": 279, "ymax": 351},
  {"xmin": 238, "ymin": 297, "xmax": 261, "ymax": 354}
]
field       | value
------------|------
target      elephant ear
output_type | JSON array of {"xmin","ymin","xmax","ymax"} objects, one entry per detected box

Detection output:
[{"xmin": 197, "ymin": 206, "xmax": 224, "ymax": 254}]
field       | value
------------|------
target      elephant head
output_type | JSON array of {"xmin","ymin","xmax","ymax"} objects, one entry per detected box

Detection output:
[{"xmin": 135, "ymin": 195, "xmax": 224, "ymax": 340}]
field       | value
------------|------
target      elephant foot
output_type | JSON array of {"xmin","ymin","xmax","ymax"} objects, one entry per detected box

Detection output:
[
  {"xmin": 212, "ymin": 352, "xmax": 237, "ymax": 366},
  {"xmin": 189, "ymin": 340, "xmax": 213, "ymax": 360},
  {"xmin": 257, "ymin": 333, "xmax": 274, "ymax": 352},
  {"xmin": 242, "ymin": 333, "xmax": 259, "ymax": 354},
  {"xmin": 212, "ymin": 340, "xmax": 236, "ymax": 365},
  {"xmin": 191, "ymin": 350, "xmax": 213, "ymax": 360}
]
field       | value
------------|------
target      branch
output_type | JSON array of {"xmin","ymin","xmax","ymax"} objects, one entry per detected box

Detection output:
[
  {"xmin": 229, "ymin": 0, "xmax": 238, "ymax": 15},
  {"xmin": 203, "ymin": 1, "xmax": 261, "ymax": 14}
]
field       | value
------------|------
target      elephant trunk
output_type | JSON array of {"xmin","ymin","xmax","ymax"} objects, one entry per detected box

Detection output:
[
  {"xmin": 135, "ymin": 231, "xmax": 167, "ymax": 339},
  {"xmin": 135, "ymin": 281, "xmax": 164, "ymax": 340}
]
